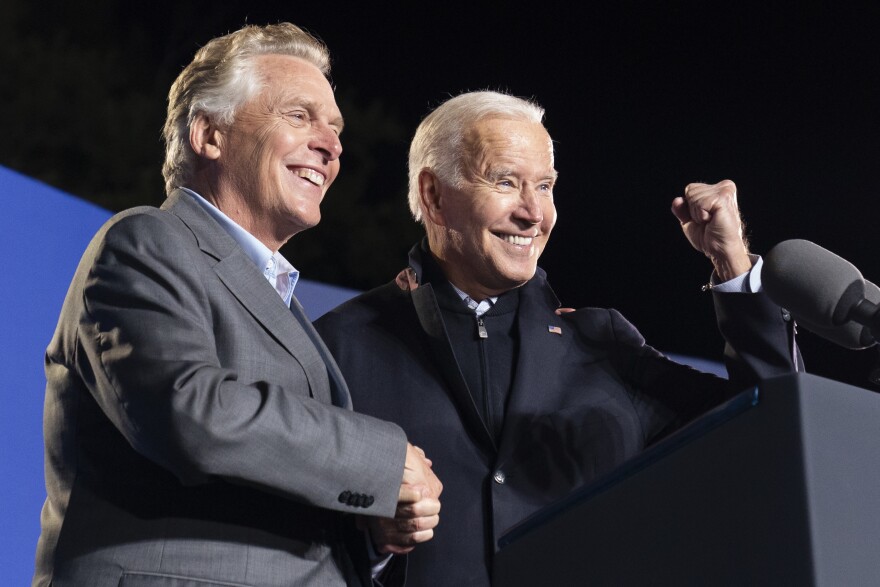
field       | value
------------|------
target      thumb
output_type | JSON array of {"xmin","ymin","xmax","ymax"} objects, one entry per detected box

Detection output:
[{"xmin": 670, "ymin": 197, "xmax": 691, "ymax": 224}]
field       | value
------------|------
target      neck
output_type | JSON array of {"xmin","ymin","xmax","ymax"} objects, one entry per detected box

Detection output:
[{"xmin": 186, "ymin": 181, "xmax": 288, "ymax": 252}]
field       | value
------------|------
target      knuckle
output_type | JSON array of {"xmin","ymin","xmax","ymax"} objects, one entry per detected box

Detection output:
[
  {"xmin": 397, "ymin": 518, "xmax": 420, "ymax": 533},
  {"xmin": 717, "ymin": 179, "xmax": 736, "ymax": 194}
]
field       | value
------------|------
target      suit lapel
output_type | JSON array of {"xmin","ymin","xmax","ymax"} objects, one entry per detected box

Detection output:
[
  {"xmin": 290, "ymin": 295, "xmax": 352, "ymax": 409},
  {"xmin": 162, "ymin": 190, "xmax": 333, "ymax": 405}
]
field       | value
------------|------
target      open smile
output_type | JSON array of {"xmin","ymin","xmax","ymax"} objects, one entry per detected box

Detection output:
[
  {"xmin": 290, "ymin": 167, "xmax": 326, "ymax": 187},
  {"xmin": 493, "ymin": 232, "xmax": 535, "ymax": 246}
]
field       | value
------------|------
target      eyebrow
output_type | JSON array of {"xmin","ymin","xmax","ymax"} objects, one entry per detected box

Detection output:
[
  {"xmin": 485, "ymin": 167, "xmax": 559, "ymax": 182},
  {"xmin": 485, "ymin": 167, "xmax": 514, "ymax": 182}
]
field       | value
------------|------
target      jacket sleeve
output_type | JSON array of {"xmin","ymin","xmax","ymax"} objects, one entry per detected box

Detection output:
[
  {"xmin": 713, "ymin": 290, "xmax": 803, "ymax": 386},
  {"xmin": 68, "ymin": 210, "xmax": 407, "ymax": 517},
  {"xmin": 563, "ymin": 296, "xmax": 799, "ymax": 440}
]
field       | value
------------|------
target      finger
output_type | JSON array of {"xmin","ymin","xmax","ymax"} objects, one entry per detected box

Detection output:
[
  {"xmin": 686, "ymin": 180, "xmax": 737, "ymax": 214},
  {"xmin": 670, "ymin": 196, "xmax": 691, "ymax": 224},
  {"xmin": 426, "ymin": 471, "xmax": 443, "ymax": 497},
  {"xmin": 687, "ymin": 195, "xmax": 714, "ymax": 223},
  {"xmin": 680, "ymin": 198, "xmax": 712, "ymax": 224},
  {"xmin": 376, "ymin": 531, "xmax": 435, "ymax": 556},
  {"xmin": 396, "ymin": 497, "xmax": 441, "ymax": 519},
  {"xmin": 405, "ymin": 528, "xmax": 436, "ymax": 545},
  {"xmin": 371, "ymin": 525, "xmax": 437, "ymax": 555},
  {"xmin": 413, "ymin": 446, "xmax": 433, "ymax": 468},
  {"xmin": 684, "ymin": 182, "xmax": 709, "ymax": 195},
  {"xmin": 392, "ymin": 514, "xmax": 440, "ymax": 534},
  {"xmin": 380, "ymin": 527, "xmax": 437, "ymax": 549},
  {"xmin": 398, "ymin": 484, "xmax": 425, "ymax": 504}
]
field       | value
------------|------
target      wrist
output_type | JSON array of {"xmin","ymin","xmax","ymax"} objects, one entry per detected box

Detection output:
[{"xmin": 711, "ymin": 251, "xmax": 753, "ymax": 282}]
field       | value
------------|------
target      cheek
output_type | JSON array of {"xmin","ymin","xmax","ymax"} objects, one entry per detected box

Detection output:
[{"xmin": 250, "ymin": 141, "xmax": 275, "ymax": 174}]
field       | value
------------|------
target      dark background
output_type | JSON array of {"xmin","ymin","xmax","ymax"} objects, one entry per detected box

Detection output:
[{"xmin": 4, "ymin": 1, "xmax": 879, "ymax": 388}]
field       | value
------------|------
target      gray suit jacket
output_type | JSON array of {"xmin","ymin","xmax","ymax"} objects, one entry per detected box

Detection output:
[{"xmin": 34, "ymin": 190, "xmax": 407, "ymax": 586}]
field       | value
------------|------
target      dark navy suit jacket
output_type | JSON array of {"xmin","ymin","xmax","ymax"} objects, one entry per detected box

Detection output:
[{"xmin": 315, "ymin": 244, "xmax": 799, "ymax": 586}]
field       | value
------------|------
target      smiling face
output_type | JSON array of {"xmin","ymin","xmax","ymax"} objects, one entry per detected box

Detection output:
[
  {"xmin": 208, "ymin": 54, "xmax": 343, "ymax": 249},
  {"xmin": 424, "ymin": 117, "xmax": 557, "ymax": 300}
]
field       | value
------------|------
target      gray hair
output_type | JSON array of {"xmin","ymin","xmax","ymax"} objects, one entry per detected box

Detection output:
[
  {"xmin": 162, "ymin": 23, "xmax": 330, "ymax": 194},
  {"xmin": 407, "ymin": 90, "xmax": 545, "ymax": 222}
]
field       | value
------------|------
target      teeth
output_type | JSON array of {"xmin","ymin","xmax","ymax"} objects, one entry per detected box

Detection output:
[
  {"xmin": 501, "ymin": 234, "xmax": 533, "ymax": 246},
  {"xmin": 293, "ymin": 168, "xmax": 325, "ymax": 186}
]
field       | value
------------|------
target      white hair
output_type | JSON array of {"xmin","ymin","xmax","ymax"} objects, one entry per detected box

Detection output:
[
  {"xmin": 162, "ymin": 23, "xmax": 330, "ymax": 194},
  {"xmin": 407, "ymin": 91, "xmax": 545, "ymax": 222}
]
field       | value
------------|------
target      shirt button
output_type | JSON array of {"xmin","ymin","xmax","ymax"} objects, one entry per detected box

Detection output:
[
  {"xmin": 493, "ymin": 471, "xmax": 506, "ymax": 484},
  {"xmin": 781, "ymin": 309, "xmax": 792, "ymax": 322}
]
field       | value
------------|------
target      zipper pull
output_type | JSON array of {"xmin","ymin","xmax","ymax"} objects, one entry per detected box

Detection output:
[{"xmin": 476, "ymin": 316, "xmax": 488, "ymax": 339}]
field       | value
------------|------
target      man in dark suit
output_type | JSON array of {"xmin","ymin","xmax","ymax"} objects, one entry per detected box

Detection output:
[
  {"xmin": 34, "ymin": 23, "xmax": 441, "ymax": 586},
  {"xmin": 314, "ymin": 91, "xmax": 799, "ymax": 585}
]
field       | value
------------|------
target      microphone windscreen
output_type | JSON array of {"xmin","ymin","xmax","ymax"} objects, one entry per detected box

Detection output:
[
  {"xmin": 764, "ymin": 239, "xmax": 865, "ymax": 330},
  {"xmin": 791, "ymin": 303, "xmax": 877, "ymax": 350}
]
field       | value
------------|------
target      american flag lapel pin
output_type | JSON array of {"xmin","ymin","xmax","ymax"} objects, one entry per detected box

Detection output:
[{"xmin": 548, "ymin": 325, "xmax": 562, "ymax": 335}]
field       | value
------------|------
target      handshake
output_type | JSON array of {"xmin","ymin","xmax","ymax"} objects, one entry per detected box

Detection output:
[{"xmin": 366, "ymin": 443, "xmax": 443, "ymax": 555}]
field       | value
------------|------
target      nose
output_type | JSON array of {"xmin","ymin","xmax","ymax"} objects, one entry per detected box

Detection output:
[
  {"xmin": 310, "ymin": 124, "xmax": 343, "ymax": 162},
  {"xmin": 516, "ymin": 186, "xmax": 544, "ymax": 225}
]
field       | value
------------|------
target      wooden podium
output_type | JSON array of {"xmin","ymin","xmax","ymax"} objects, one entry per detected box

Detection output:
[{"xmin": 493, "ymin": 373, "xmax": 880, "ymax": 586}]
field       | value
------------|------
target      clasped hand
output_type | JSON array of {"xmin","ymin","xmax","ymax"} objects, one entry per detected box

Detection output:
[{"xmin": 367, "ymin": 443, "xmax": 443, "ymax": 555}]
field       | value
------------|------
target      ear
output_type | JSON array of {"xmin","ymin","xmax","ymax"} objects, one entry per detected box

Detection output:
[
  {"xmin": 418, "ymin": 169, "xmax": 447, "ymax": 227},
  {"xmin": 189, "ymin": 113, "xmax": 223, "ymax": 161}
]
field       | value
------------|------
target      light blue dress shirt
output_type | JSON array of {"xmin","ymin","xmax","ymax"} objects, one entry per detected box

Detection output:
[{"xmin": 179, "ymin": 188, "xmax": 299, "ymax": 305}]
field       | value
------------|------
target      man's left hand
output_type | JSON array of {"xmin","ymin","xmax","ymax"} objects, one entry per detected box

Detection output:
[{"xmin": 671, "ymin": 179, "xmax": 752, "ymax": 282}]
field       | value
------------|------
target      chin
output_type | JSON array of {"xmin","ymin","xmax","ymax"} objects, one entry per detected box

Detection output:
[
  {"xmin": 505, "ymin": 265, "xmax": 538, "ymax": 283},
  {"xmin": 494, "ymin": 273, "xmax": 534, "ymax": 292},
  {"xmin": 290, "ymin": 206, "xmax": 321, "ymax": 228}
]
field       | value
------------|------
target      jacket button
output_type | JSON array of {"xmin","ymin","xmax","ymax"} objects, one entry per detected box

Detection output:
[{"xmin": 493, "ymin": 471, "xmax": 506, "ymax": 484}]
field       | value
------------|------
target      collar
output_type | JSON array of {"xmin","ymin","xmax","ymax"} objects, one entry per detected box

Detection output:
[{"xmin": 179, "ymin": 187, "xmax": 299, "ymax": 293}]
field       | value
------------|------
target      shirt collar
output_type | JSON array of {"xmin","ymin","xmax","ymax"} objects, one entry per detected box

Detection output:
[
  {"xmin": 450, "ymin": 282, "xmax": 497, "ymax": 317},
  {"xmin": 179, "ymin": 187, "xmax": 300, "ymax": 300}
]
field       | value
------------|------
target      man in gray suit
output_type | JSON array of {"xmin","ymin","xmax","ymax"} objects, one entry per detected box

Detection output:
[{"xmin": 34, "ymin": 23, "xmax": 441, "ymax": 586}]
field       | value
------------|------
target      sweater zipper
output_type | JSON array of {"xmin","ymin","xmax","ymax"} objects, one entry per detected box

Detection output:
[
  {"xmin": 476, "ymin": 316, "xmax": 488, "ymax": 339},
  {"xmin": 476, "ymin": 315, "xmax": 492, "ymax": 435}
]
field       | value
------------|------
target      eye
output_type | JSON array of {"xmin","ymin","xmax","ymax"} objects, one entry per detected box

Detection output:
[{"xmin": 285, "ymin": 110, "xmax": 309, "ymax": 124}]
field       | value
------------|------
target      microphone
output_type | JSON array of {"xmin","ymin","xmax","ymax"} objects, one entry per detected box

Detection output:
[
  {"xmin": 763, "ymin": 239, "xmax": 879, "ymax": 349},
  {"xmin": 788, "ymin": 292, "xmax": 877, "ymax": 349}
]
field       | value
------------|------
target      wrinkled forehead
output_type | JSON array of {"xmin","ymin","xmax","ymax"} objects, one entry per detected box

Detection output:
[
  {"xmin": 463, "ymin": 117, "xmax": 555, "ymax": 172},
  {"xmin": 252, "ymin": 55, "xmax": 342, "ymax": 115}
]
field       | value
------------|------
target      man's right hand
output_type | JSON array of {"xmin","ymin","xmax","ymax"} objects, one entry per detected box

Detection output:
[{"xmin": 368, "ymin": 443, "xmax": 442, "ymax": 555}]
